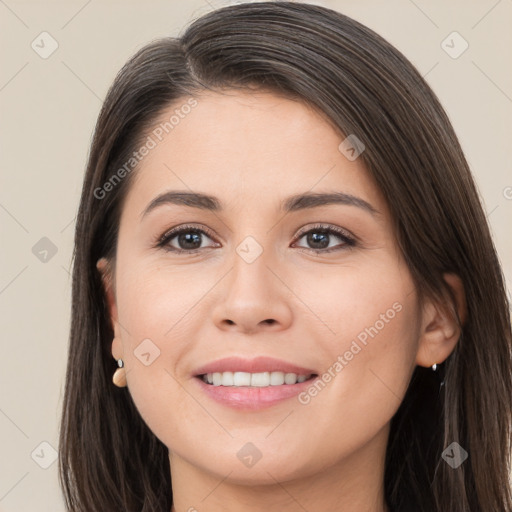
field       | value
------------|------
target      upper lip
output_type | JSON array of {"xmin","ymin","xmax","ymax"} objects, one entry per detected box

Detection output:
[{"xmin": 193, "ymin": 356, "xmax": 317, "ymax": 376}]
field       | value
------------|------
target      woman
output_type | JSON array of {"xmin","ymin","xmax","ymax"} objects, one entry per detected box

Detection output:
[{"xmin": 58, "ymin": 2, "xmax": 512, "ymax": 511}]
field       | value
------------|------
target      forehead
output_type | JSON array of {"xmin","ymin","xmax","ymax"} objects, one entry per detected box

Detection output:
[{"xmin": 122, "ymin": 89, "xmax": 389, "ymax": 220}]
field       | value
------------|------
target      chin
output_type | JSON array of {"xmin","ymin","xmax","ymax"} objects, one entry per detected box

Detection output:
[{"xmin": 198, "ymin": 447, "xmax": 315, "ymax": 485}]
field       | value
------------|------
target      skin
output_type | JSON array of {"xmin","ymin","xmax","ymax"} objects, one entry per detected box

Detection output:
[{"xmin": 97, "ymin": 90, "xmax": 465, "ymax": 512}]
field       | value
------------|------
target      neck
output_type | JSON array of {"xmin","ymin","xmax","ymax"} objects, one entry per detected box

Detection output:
[{"xmin": 169, "ymin": 423, "xmax": 390, "ymax": 512}]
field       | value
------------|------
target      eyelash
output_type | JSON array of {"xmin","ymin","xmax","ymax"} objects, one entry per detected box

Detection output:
[{"xmin": 154, "ymin": 223, "xmax": 356, "ymax": 255}]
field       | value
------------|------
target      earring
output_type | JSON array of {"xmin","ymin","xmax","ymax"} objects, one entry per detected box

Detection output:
[
  {"xmin": 113, "ymin": 358, "xmax": 127, "ymax": 387},
  {"xmin": 431, "ymin": 362, "xmax": 446, "ymax": 388}
]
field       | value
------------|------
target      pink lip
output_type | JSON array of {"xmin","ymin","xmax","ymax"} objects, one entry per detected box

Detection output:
[
  {"xmin": 193, "ymin": 356, "xmax": 316, "ymax": 376},
  {"xmin": 192, "ymin": 356, "xmax": 318, "ymax": 411},
  {"xmin": 194, "ymin": 374, "xmax": 318, "ymax": 410}
]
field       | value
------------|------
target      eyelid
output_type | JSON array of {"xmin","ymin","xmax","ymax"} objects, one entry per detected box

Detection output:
[
  {"xmin": 157, "ymin": 223, "xmax": 216, "ymax": 244},
  {"xmin": 294, "ymin": 223, "xmax": 355, "ymax": 241}
]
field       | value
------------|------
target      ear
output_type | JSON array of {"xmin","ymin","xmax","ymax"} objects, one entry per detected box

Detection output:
[
  {"xmin": 96, "ymin": 257, "xmax": 122, "ymax": 359},
  {"xmin": 416, "ymin": 273, "xmax": 466, "ymax": 368}
]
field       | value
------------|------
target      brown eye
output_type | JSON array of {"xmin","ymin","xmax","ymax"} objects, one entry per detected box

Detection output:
[
  {"xmin": 293, "ymin": 224, "xmax": 356, "ymax": 254},
  {"xmin": 157, "ymin": 225, "xmax": 218, "ymax": 253}
]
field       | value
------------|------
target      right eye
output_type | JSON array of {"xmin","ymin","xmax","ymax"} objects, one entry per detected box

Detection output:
[{"xmin": 156, "ymin": 224, "xmax": 219, "ymax": 254}]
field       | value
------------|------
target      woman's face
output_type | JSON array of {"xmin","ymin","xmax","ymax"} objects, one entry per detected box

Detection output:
[{"xmin": 101, "ymin": 90, "xmax": 425, "ymax": 485}]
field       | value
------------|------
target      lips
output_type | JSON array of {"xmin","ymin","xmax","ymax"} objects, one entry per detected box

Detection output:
[
  {"xmin": 193, "ymin": 356, "xmax": 317, "ymax": 377},
  {"xmin": 192, "ymin": 356, "xmax": 319, "ymax": 410}
]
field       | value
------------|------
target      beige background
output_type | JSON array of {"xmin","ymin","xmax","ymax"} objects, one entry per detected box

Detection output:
[{"xmin": 0, "ymin": 0, "xmax": 511, "ymax": 510}]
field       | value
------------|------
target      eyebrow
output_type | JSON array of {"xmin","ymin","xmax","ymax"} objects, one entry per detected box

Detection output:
[{"xmin": 140, "ymin": 190, "xmax": 380, "ymax": 220}]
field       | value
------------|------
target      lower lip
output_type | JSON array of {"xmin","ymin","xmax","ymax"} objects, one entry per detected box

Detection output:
[{"xmin": 194, "ymin": 375, "xmax": 318, "ymax": 410}]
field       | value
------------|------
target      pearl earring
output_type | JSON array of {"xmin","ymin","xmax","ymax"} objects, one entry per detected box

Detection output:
[
  {"xmin": 432, "ymin": 363, "xmax": 437, "ymax": 371},
  {"xmin": 112, "ymin": 358, "xmax": 127, "ymax": 387}
]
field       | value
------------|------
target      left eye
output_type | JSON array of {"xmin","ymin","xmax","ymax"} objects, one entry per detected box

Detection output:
[{"xmin": 292, "ymin": 224, "xmax": 356, "ymax": 253}]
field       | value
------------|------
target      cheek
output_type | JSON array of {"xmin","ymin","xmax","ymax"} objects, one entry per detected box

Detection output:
[
  {"xmin": 290, "ymin": 252, "xmax": 418, "ymax": 352},
  {"xmin": 295, "ymin": 260, "xmax": 419, "ymax": 435},
  {"xmin": 116, "ymin": 258, "xmax": 208, "ymax": 345},
  {"xmin": 113, "ymin": 260, "xmax": 202, "ymax": 404}
]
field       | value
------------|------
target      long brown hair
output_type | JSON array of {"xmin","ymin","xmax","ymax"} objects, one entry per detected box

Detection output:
[{"xmin": 58, "ymin": 2, "xmax": 512, "ymax": 511}]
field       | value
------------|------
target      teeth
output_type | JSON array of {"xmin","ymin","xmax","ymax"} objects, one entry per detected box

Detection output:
[
  {"xmin": 221, "ymin": 371, "xmax": 234, "ymax": 386},
  {"xmin": 234, "ymin": 371, "xmax": 251, "ymax": 386},
  {"xmin": 201, "ymin": 371, "xmax": 312, "ymax": 387},
  {"xmin": 270, "ymin": 372, "xmax": 284, "ymax": 385}
]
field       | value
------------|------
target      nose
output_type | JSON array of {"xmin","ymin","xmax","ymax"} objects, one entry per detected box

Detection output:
[{"xmin": 211, "ymin": 246, "xmax": 293, "ymax": 334}]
